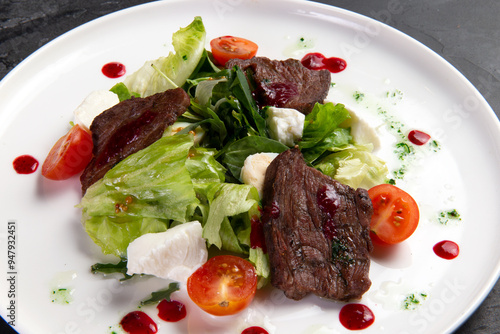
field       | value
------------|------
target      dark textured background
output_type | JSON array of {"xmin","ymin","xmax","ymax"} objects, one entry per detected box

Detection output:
[{"xmin": 1, "ymin": 0, "xmax": 499, "ymax": 333}]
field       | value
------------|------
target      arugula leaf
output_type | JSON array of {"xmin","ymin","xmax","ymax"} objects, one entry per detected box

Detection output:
[
  {"xmin": 140, "ymin": 282, "xmax": 180, "ymax": 305},
  {"xmin": 91, "ymin": 259, "xmax": 133, "ymax": 281},
  {"xmin": 229, "ymin": 68, "xmax": 267, "ymax": 137}
]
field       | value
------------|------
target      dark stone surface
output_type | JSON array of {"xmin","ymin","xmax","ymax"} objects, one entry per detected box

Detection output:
[{"xmin": 1, "ymin": 1, "xmax": 499, "ymax": 333}]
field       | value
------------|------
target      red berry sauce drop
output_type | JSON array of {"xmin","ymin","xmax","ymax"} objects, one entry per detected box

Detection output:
[
  {"xmin": 120, "ymin": 311, "xmax": 157, "ymax": 334},
  {"xmin": 301, "ymin": 52, "xmax": 347, "ymax": 73},
  {"xmin": 433, "ymin": 240, "xmax": 459, "ymax": 260},
  {"xmin": 339, "ymin": 303, "xmax": 375, "ymax": 330},
  {"xmin": 408, "ymin": 130, "xmax": 431, "ymax": 146},
  {"xmin": 241, "ymin": 326, "xmax": 269, "ymax": 334},
  {"xmin": 13, "ymin": 155, "xmax": 39, "ymax": 174},
  {"xmin": 102, "ymin": 62, "xmax": 126, "ymax": 78},
  {"xmin": 157, "ymin": 299, "xmax": 186, "ymax": 322}
]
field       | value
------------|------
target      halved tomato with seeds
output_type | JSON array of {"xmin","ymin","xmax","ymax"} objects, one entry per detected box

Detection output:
[
  {"xmin": 210, "ymin": 36, "xmax": 258, "ymax": 66},
  {"xmin": 368, "ymin": 184, "xmax": 419, "ymax": 244},
  {"xmin": 187, "ymin": 255, "xmax": 257, "ymax": 316}
]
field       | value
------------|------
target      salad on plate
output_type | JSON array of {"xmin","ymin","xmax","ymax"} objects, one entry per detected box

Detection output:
[{"xmin": 39, "ymin": 16, "xmax": 425, "ymax": 333}]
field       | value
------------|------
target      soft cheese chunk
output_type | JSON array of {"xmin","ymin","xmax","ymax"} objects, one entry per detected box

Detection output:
[
  {"xmin": 73, "ymin": 90, "xmax": 120, "ymax": 130},
  {"xmin": 241, "ymin": 152, "xmax": 279, "ymax": 197},
  {"xmin": 266, "ymin": 107, "xmax": 305, "ymax": 147},
  {"xmin": 126, "ymin": 221, "xmax": 208, "ymax": 282}
]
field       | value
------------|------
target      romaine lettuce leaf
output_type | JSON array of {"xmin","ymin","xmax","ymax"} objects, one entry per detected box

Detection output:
[
  {"xmin": 123, "ymin": 16, "xmax": 206, "ymax": 97},
  {"xmin": 80, "ymin": 134, "xmax": 198, "ymax": 257}
]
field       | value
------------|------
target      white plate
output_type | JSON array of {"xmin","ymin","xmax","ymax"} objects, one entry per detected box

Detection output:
[{"xmin": 1, "ymin": 0, "xmax": 500, "ymax": 333}]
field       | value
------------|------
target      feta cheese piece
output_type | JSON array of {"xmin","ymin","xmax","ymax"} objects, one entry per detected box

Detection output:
[
  {"xmin": 344, "ymin": 109, "xmax": 381, "ymax": 151},
  {"xmin": 164, "ymin": 121, "xmax": 206, "ymax": 145},
  {"xmin": 73, "ymin": 90, "xmax": 119, "ymax": 130},
  {"xmin": 240, "ymin": 152, "xmax": 279, "ymax": 197},
  {"xmin": 126, "ymin": 221, "xmax": 208, "ymax": 282},
  {"xmin": 266, "ymin": 107, "xmax": 305, "ymax": 147}
]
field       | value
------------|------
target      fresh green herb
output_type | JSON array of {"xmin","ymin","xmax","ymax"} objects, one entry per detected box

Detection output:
[
  {"xmin": 403, "ymin": 292, "xmax": 427, "ymax": 310},
  {"xmin": 91, "ymin": 259, "xmax": 134, "ymax": 281},
  {"xmin": 331, "ymin": 237, "xmax": 354, "ymax": 265},
  {"xmin": 51, "ymin": 287, "xmax": 73, "ymax": 304},
  {"xmin": 140, "ymin": 282, "xmax": 180, "ymax": 306},
  {"xmin": 353, "ymin": 91, "xmax": 365, "ymax": 102},
  {"xmin": 430, "ymin": 140, "xmax": 441, "ymax": 152},
  {"xmin": 438, "ymin": 209, "xmax": 461, "ymax": 225},
  {"xmin": 394, "ymin": 142, "xmax": 414, "ymax": 160}
]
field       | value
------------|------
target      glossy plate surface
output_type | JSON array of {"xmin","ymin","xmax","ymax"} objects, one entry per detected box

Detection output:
[{"xmin": 1, "ymin": 0, "xmax": 499, "ymax": 333}]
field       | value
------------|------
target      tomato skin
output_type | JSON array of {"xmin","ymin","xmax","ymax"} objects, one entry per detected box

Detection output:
[
  {"xmin": 41, "ymin": 124, "xmax": 93, "ymax": 180},
  {"xmin": 187, "ymin": 255, "xmax": 257, "ymax": 316},
  {"xmin": 210, "ymin": 36, "xmax": 258, "ymax": 66},
  {"xmin": 367, "ymin": 184, "xmax": 419, "ymax": 244}
]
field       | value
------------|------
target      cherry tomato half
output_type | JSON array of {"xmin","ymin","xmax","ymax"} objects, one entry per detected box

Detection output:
[
  {"xmin": 210, "ymin": 36, "xmax": 258, "ymax": 66},
  {"xmin": 41, "ymin": 124, "xmax": 93, "ymax": 180},
  {"xmin": 367, "ymin": 184, "xmax": 419, "ymax": 244},
  {"xmin": 187, "ymin": 255, "xmax": 257, "ymax": 316}
]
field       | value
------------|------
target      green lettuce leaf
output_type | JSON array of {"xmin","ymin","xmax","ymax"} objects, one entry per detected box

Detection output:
[
  {"xmin": 80, "ymin": 134, "xmax": 198, "ymax": 257},
  {"xmin": 299, "ymin": 102, "xmax": 352, "ymax": 163},
  {"xmin": 201, "ymin": 183, "xmax": 260, "ymax": 250},
  {"xmin": 315, "ymin": 144, "xmax": 389, "ymax": 189},
  {"xmin": 123, "ymin": 16, "xmax": 206, "ymax": 97}
]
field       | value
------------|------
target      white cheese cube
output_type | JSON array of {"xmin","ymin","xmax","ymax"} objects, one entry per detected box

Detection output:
[
  {"xmin": 73, "ymin": 90, "xmax": 119, "ymax": 130},
  {"xmin": 266, "ymin": 107, "xmax": 305, "ymax": 147},
  {"xmin": 240, "ymin": 152, "xmax": 279, "ymax": 197},
  {"xmin": 126, "ymin": 221, "xmax": 208, "ymax": 282}
]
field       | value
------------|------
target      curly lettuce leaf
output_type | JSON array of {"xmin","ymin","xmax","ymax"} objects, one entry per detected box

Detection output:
[
  {"xmin": 201, "ymin": 183, "xmax": 260, "ymax": 251},
  {"xmin": 80, "ymin": 134, "xmax": 198, "ymax": 257},
  {"xmin": 315, "ymin": 144, "xmax": 389, "ymax": 189},
  {"xmin": 123, "ymin": 17, "xmax": 206, "ymax": 97},
  {"xmin": 299, "ymin": 102, "xmax": 352, "ymax": 163}
]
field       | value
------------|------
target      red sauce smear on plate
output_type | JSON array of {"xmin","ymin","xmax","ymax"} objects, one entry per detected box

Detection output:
[
  {"xmin": 13, "ymin": 155, "xmax": 39, "ymax": 174},
  {"xmin": 250, "ymin": 215, "xmax": 267, "ymax": 252},
  {"xmin": 301, "ymin": 52, "xmax": 347, "ymax": 73},
  {"xmin": 408, "ymin": 130, "xmax": 431, "ymax": 146},
  {"xmin": 433, "ymin": 240, "xmax": 459, "ymax": 259},
  {"xmin": 120, "ymin": 311, "xmax": 157, "ymax": 334},
  {"xmin": 339, "ymin": 303, "xmax": 375, "ymax": 330},
  {"xmin": 241, "ymin": 326, "xmax": 269, "ymax": 334},
  {"xmin": 157, "ymin": 299, "xmax": 186, "ymax": 322},
  {"xmin": 102, "ymin": 62, "xmax": 126, "ymax": 78}
]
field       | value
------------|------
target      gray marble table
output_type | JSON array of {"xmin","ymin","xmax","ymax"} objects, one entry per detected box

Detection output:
[{"xmin": 1, "ymin": 1, "xmax": 499, "ymax": 333}]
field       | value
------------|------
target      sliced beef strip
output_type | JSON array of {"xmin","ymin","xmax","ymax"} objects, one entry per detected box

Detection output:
[
  {"xmin": 80, "ymin": 87, "xmax": 190, "ymax": 194},
  {"xmin": 261, "ymin": 148, "xmax": 373, "ymax": 301},
  {"xmin": 226, "ymin": 57, "xmax": 331, "ymax": 114}
]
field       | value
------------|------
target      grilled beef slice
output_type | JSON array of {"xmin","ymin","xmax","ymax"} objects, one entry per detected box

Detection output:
[
  {"xmin": 80, "ymin": 88, "xmax": 190, "ymax": 193},
  {"xmin": 261, "ymin": 148, "xmax": 373, "ymax": 301},
  {"xmin": 226, "ymin": 57, "xmax": 331, "ymax": 114}
]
